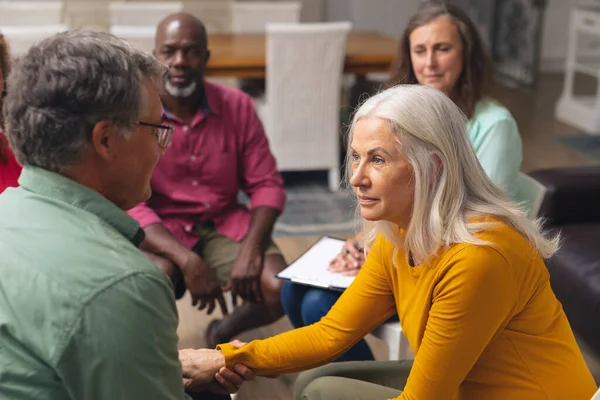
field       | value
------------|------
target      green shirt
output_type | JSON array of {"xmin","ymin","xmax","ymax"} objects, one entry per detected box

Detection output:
[
  {"xmin": 467, "ymin": 98, "xmax": 523, "ymax": 198},
  {"xmin": 0, "ymin": 167, "xmax": 189, "ymax": 400}
]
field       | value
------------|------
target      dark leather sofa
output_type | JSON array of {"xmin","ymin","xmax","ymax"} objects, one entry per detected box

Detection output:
[{"xmin": 529, "ymin": 166, "xmax": 600, "ymax": 354}]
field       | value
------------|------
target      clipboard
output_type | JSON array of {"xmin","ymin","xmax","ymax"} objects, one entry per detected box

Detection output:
[{"xmin": 276, "ymin": 236, "xmax": 355, "ymax": 292}]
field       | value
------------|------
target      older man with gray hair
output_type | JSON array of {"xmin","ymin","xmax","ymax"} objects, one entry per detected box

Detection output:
[{"xmin": 0, "ymin": 30, "xmax": 248, "ymax": 400}]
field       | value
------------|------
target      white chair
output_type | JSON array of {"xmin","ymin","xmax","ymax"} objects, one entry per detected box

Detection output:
[
  {"xmin": 371, "ymin": 322, "xmax": 412, "ymax": 361},
  {"xmin": 231, "ymin": 2, "xmax": 302, "ymax": 94},
  {"xmin": 232, "ymin": 2, "xmax": 302, "ymax": 34},
  {"xmin": 1, "ymin": 25, "xmax": 67, "ymax": 57},
  {"xmin": 0, "ymin": 1, "xmax": 64, "ymax": 26},
  {"xmin": 254, "ymin": 22, "xmax": 352, "ymax": 192},
  {"xmin": 591, "ymin": 387, "xmax": 600, "ymax": 400},
  {"xmin": 514, "ymin": 172, "xmax": 547, "ymax": 218},
  {"xmin": 109, "ymin": 1, "xmax": 183, "ymax": 27}
]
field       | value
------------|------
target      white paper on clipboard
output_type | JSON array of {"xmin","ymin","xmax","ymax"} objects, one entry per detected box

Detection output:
[{"xmin": 276, "ymin": 236, "xmax": 356, "ymax": 291}]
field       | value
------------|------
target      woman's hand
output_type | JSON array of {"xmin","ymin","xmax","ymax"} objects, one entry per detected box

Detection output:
[
  {"xmin": 328, "ymin": 239, "xmax": 365, "ymax": 276},
  {"xmin": 204, "ymin": 364, "xmax": 256, "ymax": 394},
  {"xmin": 179, "ymin": 346, "xmax": 256, "ymax": 394},
  {"xmin": 227, "ymin": 340, "xmax": 279, "ymax": 379}
]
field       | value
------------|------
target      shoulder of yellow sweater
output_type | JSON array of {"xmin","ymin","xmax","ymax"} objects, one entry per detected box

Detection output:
[
  {"xmin": 371, "ymin": 220, "xmax": 536, "ymax": 270},
  {"xmin": 371, "ymin": 231, "xmax": 398, "ymax": 255},
  {"xmin": 437, "ymin": 219, "xmax": 536, "ymax": 271}
]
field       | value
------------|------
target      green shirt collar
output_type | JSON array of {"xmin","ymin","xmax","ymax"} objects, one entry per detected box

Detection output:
[{"xmin": 18, "ymin": 166, "xmax": 145, "ymax": 247}]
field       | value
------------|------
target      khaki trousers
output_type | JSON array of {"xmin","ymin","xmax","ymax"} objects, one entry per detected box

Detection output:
[{"xmin": 295, "ymin": 360, "xmax": 413, "ymax": 400}]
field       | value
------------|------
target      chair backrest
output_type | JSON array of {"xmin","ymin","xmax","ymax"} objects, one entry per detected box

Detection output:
[
  {"xmin": 514, "ymin": 172, "xmax": 547, "ymax": 218},
  {"xmin": 232, "ymin": 2, "xmax": 302, "ymax": 33},
  {"xmin": 0, "ymin": 1, "xmax": 64, "ymax": 26},
  {"xmin": 109, "ymin": 1, "xmax": 183, "ymax": 27},
  {"xmin": 264, "ymin": 21, "xmax": 351, "ymax": 170}
]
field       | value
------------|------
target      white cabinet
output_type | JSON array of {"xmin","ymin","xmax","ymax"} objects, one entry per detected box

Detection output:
[{"xmin": 555, "ymin": 6, "xmax": 600, "ymax": 133}]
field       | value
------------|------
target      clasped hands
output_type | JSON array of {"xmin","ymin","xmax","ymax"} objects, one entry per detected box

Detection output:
[{"xmin": 179, "ymin": 341, "xmax": 255, "ymax": 395}]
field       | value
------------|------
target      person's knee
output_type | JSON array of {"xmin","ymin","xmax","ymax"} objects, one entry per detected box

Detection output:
[
  {"xmin": 297, "ymin": 377, "xmax": 345, "ymax": 400},
  {"xmin": 301, "ymin": 289, "xmax": 337, "ymax": 325},
  {"xmin": 280, "ymin": 280, "xmax": 298, "ymax": 312},
  {"xmin": 260, "ymin": 254, "xmax": 286, "ymax": 305}
]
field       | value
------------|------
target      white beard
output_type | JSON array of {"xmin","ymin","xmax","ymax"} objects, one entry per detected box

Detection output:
[{"xmin": 165, "ymin": 80, "xmax": 197, "ymax": 98}]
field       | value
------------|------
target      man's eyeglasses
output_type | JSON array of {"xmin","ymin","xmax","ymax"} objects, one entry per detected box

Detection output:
[{"xmin": 138, "ymin": 121, "xmax": 174, "ymax": 149}]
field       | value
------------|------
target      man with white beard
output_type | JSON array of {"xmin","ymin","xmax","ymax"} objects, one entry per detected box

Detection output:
[{"xmin": 128, "ymin": 13, "xmax": 288, "ymax": 349}]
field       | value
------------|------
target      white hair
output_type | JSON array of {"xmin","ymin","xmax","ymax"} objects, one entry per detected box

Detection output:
[{"xmin": 346, "ymin": 84, "xmax": 559, "ymax": 263}]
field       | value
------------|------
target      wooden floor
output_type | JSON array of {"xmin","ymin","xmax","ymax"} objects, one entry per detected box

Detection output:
[{"xmin": 176, "ymin": 73, "xmax": 600, "ymax": 400}]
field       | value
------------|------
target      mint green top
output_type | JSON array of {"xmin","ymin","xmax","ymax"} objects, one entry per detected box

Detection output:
[
  {"xmin": 467, "ymin": 98, "xmax": 523, "ymax": 197},
  {"xmin": 0, "ymin": 167, "xmax": 190, "ymax": 400}
]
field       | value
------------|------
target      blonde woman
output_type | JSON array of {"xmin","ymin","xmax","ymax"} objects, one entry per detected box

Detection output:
[
  {"xmin": 281, "ymin": 4, "xmax": 524, "ymax": 361},
  {"xmin": 180, "ymin": 85, "xmax": 596, "ymax": 400}
]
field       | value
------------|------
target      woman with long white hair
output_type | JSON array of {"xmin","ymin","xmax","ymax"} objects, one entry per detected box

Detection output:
[
  {"xmin": 281, "ymin": 3, "xmax": 524, "ymax": 363},
  {"xmin": 180, "ymin": 85, "xmax": 596, "ymax": 400}
]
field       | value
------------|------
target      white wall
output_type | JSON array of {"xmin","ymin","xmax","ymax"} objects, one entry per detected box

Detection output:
[
  {"xmin": 540, "ymin": 0, "xmax": 578, "ymax": 72},
  {"xmin": 236, "ymin": 0, "xmax": 325, "ymax": 22},
  {"xmin": 235, "ymin": 0, "xmax": 420, "ymax": 37},
  {"xmin": 298, "ymin": 0, "xmax": 324, "ymax": 22},
  {"xmin": 320, "ymin": 0, "xmax": 600, "ymax": 74},
  {"xmin": 325, "ymin": 0, "xmax": 421, "ymax": 39}
]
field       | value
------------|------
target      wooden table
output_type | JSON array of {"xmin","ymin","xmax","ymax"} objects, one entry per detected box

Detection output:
[{"xmin": 205, "ymin": 31, "xmax": 398, "ymax": 78}]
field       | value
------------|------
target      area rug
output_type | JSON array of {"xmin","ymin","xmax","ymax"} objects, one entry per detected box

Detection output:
[
  {"xmin": 555, "ymin": 134, "xmax": 600, "ymax": 162},
  {"xmin": 240, "ymin": 172, "xmax": 358, "ymax": 237},
  {"xmin": 274, "ymin": 182, "xmax": 358, "ymax": 237}
]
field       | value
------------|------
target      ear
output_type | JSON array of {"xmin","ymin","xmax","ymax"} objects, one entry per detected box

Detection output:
[
  {"xmin": 90, "ymin": 120, "xmax": 120, "ymax": 161},
  {"xmin": 204, "ymin": 49, "xmax": 211, "ymax": 64}
]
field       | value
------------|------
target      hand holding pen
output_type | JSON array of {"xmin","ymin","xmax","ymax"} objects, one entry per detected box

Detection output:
[{"xmin": 328, "ymin": 239, "xmax": 366, "ymax": 276}]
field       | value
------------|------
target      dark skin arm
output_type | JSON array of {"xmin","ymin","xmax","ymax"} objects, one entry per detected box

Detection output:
[
  {"xmin": 140, "ymin": 223, "xmax": 193, "ymax": 266},
  {"xmin": 141, "ymin": 223, "xmax": 227, "ymax": 315},
  {"xmin": 225, "ymin": 206, "xmax": 280, "ymax": 305}
]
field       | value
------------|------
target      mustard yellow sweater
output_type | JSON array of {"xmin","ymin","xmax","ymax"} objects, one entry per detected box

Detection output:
[{"xmin": 219, "ymin": 220, "xmax": 596, "ymax": 399}]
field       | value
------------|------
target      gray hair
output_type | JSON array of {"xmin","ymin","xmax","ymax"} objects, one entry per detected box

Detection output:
[
  {"xmin": 347, "ymin": 85, "xmax": 559, "ymax": 262},
  {"xmin": 3, "ymin": 30, "xmax": 167, "ymax": 172}
]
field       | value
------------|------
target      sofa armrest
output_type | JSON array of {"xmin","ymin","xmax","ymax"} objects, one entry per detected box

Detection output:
[{"xmin": 528, "ymin": 166, "xmax": 600, "ymax": 225}]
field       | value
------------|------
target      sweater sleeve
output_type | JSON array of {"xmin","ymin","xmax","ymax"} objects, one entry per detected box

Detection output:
[
  {"xmin": 399, "ymin": 245, "xmax": 518, "ymax": 400},
  {"xmin": 218, "ymin": 235, "xmax": 397, "ymax": 375}
]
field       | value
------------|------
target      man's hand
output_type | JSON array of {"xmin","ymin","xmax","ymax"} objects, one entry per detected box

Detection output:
[
  {"xmin": 226, "ymin": 242, "xmax": 264, "ymax": 306},
  {"xmin": 180, "ymin": 252, "xmax": 228, "ymax": 315},
  {"xmin": 140, "ymin": 223, "xmax": 227, "ymax": 315},
  {"xmin": 328, "ymin": 239, "xmax": 365, "ymax": 276},
  {"xmin": 179, "ymin": 348, "xmax": 226, "ymax": 390}
]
